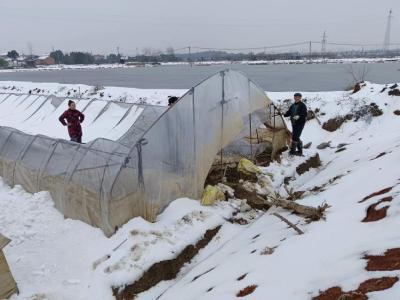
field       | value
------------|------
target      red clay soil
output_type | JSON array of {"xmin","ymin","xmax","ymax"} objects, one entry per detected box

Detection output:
[
  {"xmin": 364, "ymin": 248, "xmax": 400, "ymax": 271},
  {"xmin": 236, "ymin": 285, "xmax": 257, "ymax": 297},
  {"xmin": 113, "ymin": 226, "xmax": 221, "ymax": 300},
  {"xmin": 362, "ymin": 196, "xmax": 393, "ymax": 222},
  {"xmin": 358, "ymin": 187, "xmax": 393, "ymax": 203},
  {"xmin": 237, "ymin": 273, "xmax": 247, "ymax": 281},
  {"xmin": 313, "ymin": 277, "xmax": 398, "ymax": 300}
]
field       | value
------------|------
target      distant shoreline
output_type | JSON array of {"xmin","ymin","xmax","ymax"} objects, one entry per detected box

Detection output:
[{"xmin": 1, "ymin": 56, "xmax": 400, "ymax": 73}]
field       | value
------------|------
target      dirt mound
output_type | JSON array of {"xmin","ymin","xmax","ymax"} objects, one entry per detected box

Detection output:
[
  {"xmin": 296, "ymin": 154, "xmax": 321, "ymax": 175},
  {"xmin": 113, "ymin": 226, "xmax": 221, "ymax": 300},
  {"xmin": 364, "ymin": 248, "xmax": 400, "ymax": 271},
  {"xmin": 322, "ymin": 117, "xmax": 346, "ymax": 132},
  {"xmin": 205, "ymin": 165, "xmax": 257, "ymax": 187},
  {"xmin": 362, "ymin": 196, "xmax": 393, "ymax": 222},
  {"xmin": 359, "ymin": 187, "xmax": 393, "ymax": 203},
  {"xmin": 322, "ymin": 114, "xmax": 353, "ymax": 132},
  {"xmin": 313, "ymin": 277, "xmax": 398, "ymax": 300},
  {"xmin": 237, "ymin": 285, "xmax": 257, "ymax": 297},
  {"xmin": 352, "ymin": 82, "xmax": 362, "ymax": 94},
  {"xmin": 352, "ymin": 103, "xmax": 383, "ymax": 121},
  {"xmin": 388, "ymin": 89, "xmax": 400, "ymax": 96}
]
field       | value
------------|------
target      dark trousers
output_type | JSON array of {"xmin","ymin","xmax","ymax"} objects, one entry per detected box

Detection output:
[
  {"xmin": 292, "ymin": 123, "xmax": 305, "ymax": 142},
  {"xmin": 71, "ymin": 136, "xmax": 82, "ymax": 143}
]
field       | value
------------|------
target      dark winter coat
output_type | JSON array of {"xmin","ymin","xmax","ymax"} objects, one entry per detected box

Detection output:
[
  {"xmin": 284, "ymin": 101, "xmax": 307, "ymax": 140},
  {"xmin": 59, "ymin": 109, "xmax": 85, "ymax": 138},
  {"xmin": 284, "ymin": 101, "xmax": 307, "ymax": 125}
]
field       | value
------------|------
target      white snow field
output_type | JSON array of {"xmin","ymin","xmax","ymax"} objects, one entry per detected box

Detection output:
[
  {"xmin": 1, "ymin": 81, "xmax": 400, "ymax": 299},
  {"xmin": 0, "ymin": 81, "xmax": 185, "ymax": 105}
]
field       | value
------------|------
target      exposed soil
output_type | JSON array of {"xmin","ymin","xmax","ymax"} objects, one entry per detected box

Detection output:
[
  {"xmin": 364, "ymin": 248, "xmax": 400, "ymax": 271},
  {"xmin": 205, "ymin": 165, "xmax": 257, "ymax": 188},
  {"xmin": 113, "ymin": 226, "xmax": 221, "ymax": 300},
  {"xmin": 362, "ymin": 196, "xmax": 393, "ymax": 222},
  {"xmin": 335, "ymin": 147, "xmax": 346, "ymax": 153},
  {"xmin": 353, "ymin": 82, "xmax": 362, "ymax": 94},
  {"xmin": 370, "ymin": 152, "xmax": 386, "ymax": 160},
  {"xmin": 206, "ymin": 162, "xmax": 271, "ymax": 212},
  {"xmin": 310, "ymin": 175, "xmax": 343, "ymax": 193},
  {"xmin": 233, "ymin": 184, "xmax": 271, "ymax": 211},
  {"xmin": 236, "ymin": 285, "xmax": 258, "ymax": 297},
  {"xmin": 353, "ymin": 103, "xmax": 383, "ymax": 121},
  {"xmin": 359, "ymin": 187, "xmax": 393, "ymax": 203},
  {"xmin": 322, "ymin": 117, "xmax": 347, "ymax": 132},
  {"xmin": 296, "ymin": 154, "xmax": 321, "ymax": 175},
  {"xmin": 313, "ymin": 277, "xmax": 398, "ymax": 300},
  {"xmin": 307, "ymin": 110, "xmax": 316, "ymax": 121},
  {"xmin": 394, "ymin": 110, "xmax": 400, "ymax": 116},
  {"xmin": 237, "ymin": 273, "xmax": 247, "ymax": 281},
  {"xmin": 389, "ymin": 89, "xmax": 400, "ymax": 96}
]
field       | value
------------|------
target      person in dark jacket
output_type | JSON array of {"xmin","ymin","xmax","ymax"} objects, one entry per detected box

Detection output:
[
  {"xmin": 59, "ymin": 100, "xmax": 85, "ymax": 143},
  {"xmin": 284, "ymin": 93, "xmax": 307, "ymax": 156}
]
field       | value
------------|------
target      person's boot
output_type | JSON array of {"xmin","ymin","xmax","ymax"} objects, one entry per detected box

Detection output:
[
  {"xmin": 296, "ymin": 141, "xmax": 303, "ymax": 156},
  {"xmin": 289, "ymin": 141, "xmax": 297, "ymax": 156}
]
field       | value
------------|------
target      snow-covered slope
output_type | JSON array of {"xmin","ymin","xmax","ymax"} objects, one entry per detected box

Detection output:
[
  {"xmin": 1, "ymin": 82, "xmax": 400, "ymax": 300},
  {"xmin": 0, "ymin": 81, "xmax": 185, "ymax": 106}
]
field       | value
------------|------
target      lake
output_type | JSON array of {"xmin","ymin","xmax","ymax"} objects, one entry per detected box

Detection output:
[{"xmin": 0, "ymin": 62, "xmax": 399, "ymax": 91}]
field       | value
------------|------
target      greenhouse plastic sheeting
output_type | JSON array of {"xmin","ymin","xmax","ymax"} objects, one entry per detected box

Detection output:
[{"xmin": 0, "ymin": 69, "xmax": 286, "ymax": 236}]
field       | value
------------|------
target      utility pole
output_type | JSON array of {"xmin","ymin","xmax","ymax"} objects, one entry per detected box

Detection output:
[
  {"xmin": 188, "ymin": 46, "xmax": 193, "ymax": 67},
  {"xmin": 383, "ymin": 9, "xmax": 393, "ymax": 52},
  {"xmin": 321, "ymin": 31, "xmax": 327, "ymax": 54}
]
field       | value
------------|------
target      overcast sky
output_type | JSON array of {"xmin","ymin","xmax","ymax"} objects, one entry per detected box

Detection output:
[{"xmin": 0, "ymin": 0, "xmax": 398, "ymax": 55}]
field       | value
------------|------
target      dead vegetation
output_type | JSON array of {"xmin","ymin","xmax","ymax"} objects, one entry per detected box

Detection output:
[{"xmin": 263, "ymin": 193, "xmax": 329, "ymax": 221}]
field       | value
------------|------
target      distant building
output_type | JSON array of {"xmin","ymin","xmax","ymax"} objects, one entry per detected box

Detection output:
[{"xmin": 36, "ymin": 55, "xmax": 56, "ymax": 66}]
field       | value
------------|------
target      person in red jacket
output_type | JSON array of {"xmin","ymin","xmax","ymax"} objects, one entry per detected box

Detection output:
[{"xmin": 59, "ymin": 100, "xmax": 85, "ymax": 143}]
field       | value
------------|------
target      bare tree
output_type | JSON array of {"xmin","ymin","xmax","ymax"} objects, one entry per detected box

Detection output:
[{"xmin": 345, "ymin": 64, "xmax": 370, "ymax": 84}]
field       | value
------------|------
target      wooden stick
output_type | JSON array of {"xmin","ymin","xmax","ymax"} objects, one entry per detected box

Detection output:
[{"xmin": 272, "ymin": 213, "xmax": 304, "ymax": 235}]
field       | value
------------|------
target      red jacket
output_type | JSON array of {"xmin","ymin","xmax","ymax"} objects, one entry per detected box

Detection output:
[{"xmin": 59, "ymin": 109, "xmax": 85, "ymax": 138}]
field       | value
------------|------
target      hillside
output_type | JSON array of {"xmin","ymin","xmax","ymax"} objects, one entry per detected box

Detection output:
[{"xmin": 1, "ymin": 82, "xmax": 400, "ymax": 300}]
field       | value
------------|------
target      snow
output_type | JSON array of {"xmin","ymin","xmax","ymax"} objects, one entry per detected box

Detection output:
[
  {"xmin": 0, "ymin": 81, "xmax": 185, "ymax": 106},
  {"xmin": 1, "ymin": 81, "xmax": 400, "ymax": 299}
]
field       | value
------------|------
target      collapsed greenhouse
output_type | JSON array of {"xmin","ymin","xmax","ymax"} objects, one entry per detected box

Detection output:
[{"xmin": 0, "ymin": 69, "xmax": 288, "ymax": 236}]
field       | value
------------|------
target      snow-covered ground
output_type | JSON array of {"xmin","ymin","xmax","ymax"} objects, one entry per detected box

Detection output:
[
  {"xmin": 1, "ymin": 81, "xmax": 400, "ymax": 299},
  {"xmin": 0, "ymin": 81, "xmax": 185, "ymax": 106}
]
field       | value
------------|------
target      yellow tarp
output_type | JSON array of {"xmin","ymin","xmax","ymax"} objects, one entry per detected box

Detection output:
[{"xmin": 201, "ymin": 185, "xmax": 226, "ymax": 206}]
